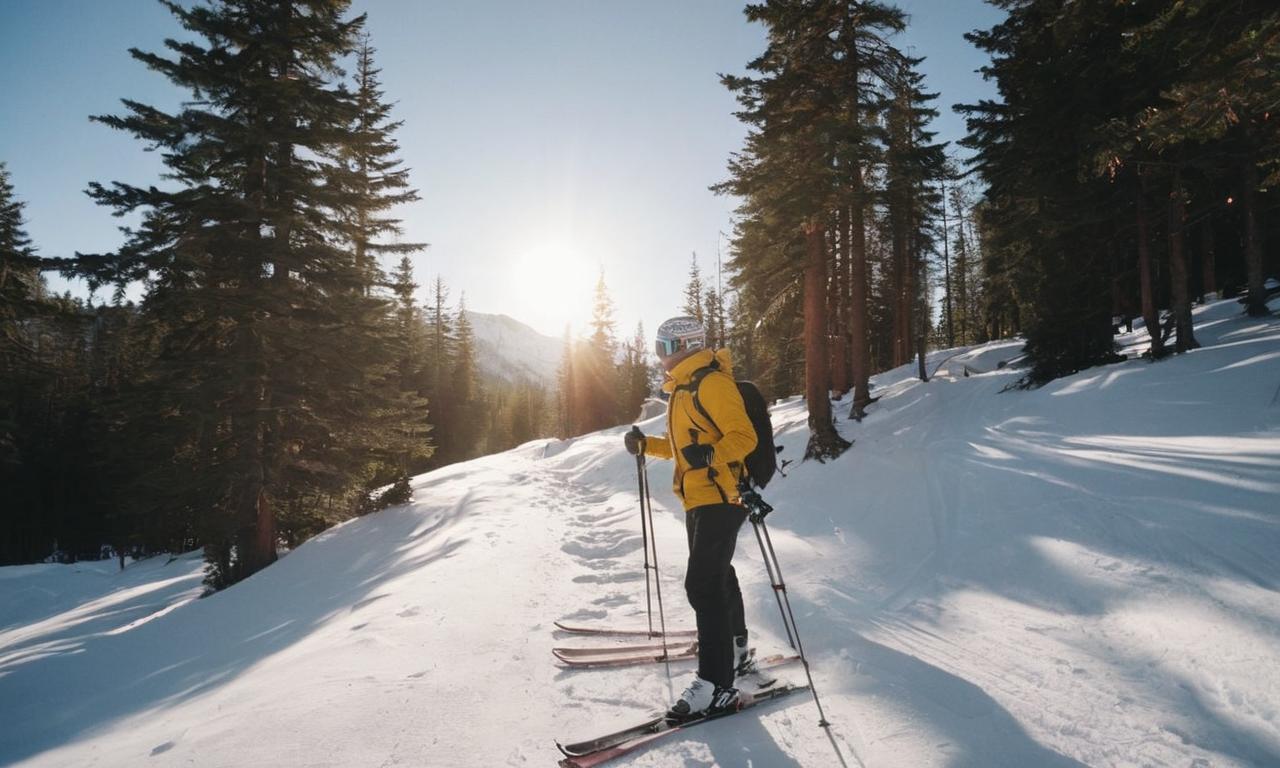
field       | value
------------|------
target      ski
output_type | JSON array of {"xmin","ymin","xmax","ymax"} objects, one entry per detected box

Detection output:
[
  {"xmin": 553, "ymin": 621, "xmax": 697, "ymax": 638},
  {"xmin": 552, "ymin": 640, "xmax": 698, "ymax": 658},
  {"xmin": 555, "ymin": 682, "xmax": 809, "ymax": 767},
  {"xmin": 553, "ymin": 645, "xmax": 794, "ymax": 669},
  {"xmin": 553, "ymin": 644, "xmax": 699, "ymax": 668}
]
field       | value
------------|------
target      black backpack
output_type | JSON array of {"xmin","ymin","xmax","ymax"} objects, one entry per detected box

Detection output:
[{"xmin": 677, "ymin": 360, "xmax": 779, "ymax": 489}]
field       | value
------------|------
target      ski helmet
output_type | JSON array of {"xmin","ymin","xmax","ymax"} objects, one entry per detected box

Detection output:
[{"xmin": 655, "ymin": 316, "xmax": 706, "ymax": 358}]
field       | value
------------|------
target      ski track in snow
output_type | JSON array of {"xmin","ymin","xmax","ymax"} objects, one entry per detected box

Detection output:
[{"xmin": 1, "ymin": 297, "xmax": 1278, "ymax": 767}]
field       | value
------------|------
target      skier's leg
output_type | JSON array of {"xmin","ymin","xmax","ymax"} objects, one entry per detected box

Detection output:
[
  {"xmin": 727, "ymin": 563, "xmax": 746, "ymax": 639},
  {"xmin": 726, "ymin": 562, "xmax": 750, "ymax": 672},
  {"xmin": 684, "ymin": 504, "xmax": 747, "ymax": 688}
]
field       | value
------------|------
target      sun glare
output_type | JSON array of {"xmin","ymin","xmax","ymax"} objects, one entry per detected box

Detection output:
[{"xmin": 503, "ymin": 245, "xmax": 599, "ymax": 336}]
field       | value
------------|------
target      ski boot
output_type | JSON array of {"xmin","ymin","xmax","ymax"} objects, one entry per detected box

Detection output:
[{"xmin": 666, "ymin": 675, "xmax": 740, "ymax": 722}]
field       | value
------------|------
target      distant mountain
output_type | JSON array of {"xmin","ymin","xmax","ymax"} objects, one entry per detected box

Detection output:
[{"xmin": 467, "ymin": 312, "xmax": 562, "ymax": 386}]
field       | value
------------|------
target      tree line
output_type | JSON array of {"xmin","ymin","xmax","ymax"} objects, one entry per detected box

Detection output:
[
  {"xmin": 959, "ymin": 0, "xmax": 1278, "ymax": 382},
  {"xmin": 717, "ymin": 0, "xmax": 1276, "ymax": 459},
  {"xmin": 556, "ymin": 273, "xmax": 655, "ymax": 438},
  {"xmin": 0, "ymin": 1, "xmax": 548, "ymax": 584},
  {"xmin": 3, "ymin": 0, "xmax": 1276, "ymax": 578}
]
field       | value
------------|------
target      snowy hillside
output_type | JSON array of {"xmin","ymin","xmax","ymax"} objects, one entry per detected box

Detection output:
[
  {"xmin": 2, "ymin": 297, "xmax": 1278, "ymax": 767},
  {"xmin": 469, "ymin": 311, "xmax": 563, "ymax": 385}
]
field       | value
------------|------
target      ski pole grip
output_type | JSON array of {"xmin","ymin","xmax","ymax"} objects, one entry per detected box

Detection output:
[
  {"xmin": 738, "ymin": 482, "xmax": 773, "ymax": 521},
  {"xmin": 625, "ymin": 425, "xmax": 646, "ymax": 456}
]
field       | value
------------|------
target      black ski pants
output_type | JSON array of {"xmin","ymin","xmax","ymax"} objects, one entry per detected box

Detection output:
[{"xmin": 684, "ymin": 503, "xmax": 748, "ymax": 688}]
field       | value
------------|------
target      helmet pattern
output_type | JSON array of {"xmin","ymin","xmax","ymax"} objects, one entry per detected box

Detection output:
[{"xmin": 655, "ymin": 316, "xmax": 706, "ymax": 358}]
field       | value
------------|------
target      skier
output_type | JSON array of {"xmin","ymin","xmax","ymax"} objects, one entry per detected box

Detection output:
[{"xmin": 624, "ymin": 315, "xmax": 758, "ymax": 721}]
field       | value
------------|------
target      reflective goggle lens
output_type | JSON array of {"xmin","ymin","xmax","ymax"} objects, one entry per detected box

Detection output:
[{"xmin": 655, "ymin": 336, "xmax": 704, "ymax": 358}]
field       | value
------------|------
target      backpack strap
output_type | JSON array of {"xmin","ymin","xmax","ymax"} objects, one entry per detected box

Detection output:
[
  {"xmin": 672, "ymin": 357, "xmax": 738, "ymax": 502},
  {"xmin": 672, "ymin": 358, "xmax": 722, "ymax": 438}
]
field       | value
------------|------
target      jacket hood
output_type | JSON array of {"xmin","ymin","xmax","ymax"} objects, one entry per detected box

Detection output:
[{"xmin": 661, "ymin": 348, "xmax": 734, "ymax": 393}]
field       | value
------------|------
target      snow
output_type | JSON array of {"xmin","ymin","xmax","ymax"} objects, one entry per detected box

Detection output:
[{"xmin": 2, "ymin": 297, "xmax": 1278, "ymax": 767}]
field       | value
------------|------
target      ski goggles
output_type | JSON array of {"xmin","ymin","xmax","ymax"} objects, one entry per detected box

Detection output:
[{"xmin": 655, "ymin": 335, "xmax": 704, "ymax": 359}]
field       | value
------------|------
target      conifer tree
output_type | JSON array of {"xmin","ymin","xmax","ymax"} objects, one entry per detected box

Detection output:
[
  {"xmin": 0, "ymin": 162, "xmax": 43, "ymax": 463},
  {"xmin": 77, "ymin": 0, "xmax": 386, "ymax": 588},
  {"xmin": 883, "ymin": 55, "xmax": 947, "ymax": 373},
  {"xmin": 556, "ymin": 325, "xmax": 576, "ymax": 437},
  {"xmin": 332, "ymin": 38, "xmax": 433, "ymax": 487},
  {"xmin": 0, "ymin": 163, "xmax": 48, "ymax": 561},
  {"xmin": 617, "ymin": 322, "xmax": 651, "ymax": 422},
  {"xmin": 446, "ymin": 296, "xmax": 481, "ymax": 462},
  {"xmin": 959, "ymin": 0, "xmax": 1124, "ymax": 383},
  {"xmin": 335, "ymin": 37, "xmax": 426, "ymax": 293},
  {"xmin": 425, "ymin": 275, "xmax": 454, "ymax": 394},
  {"xmin": 1130, "ymin": 1, "xmax": 1278, "ymax": 317},
  {"xmin": 386, "ymin": 256, "xmax": 433, "ymax": 474},
  {"xmin": 577, "ymin": 271, "xmax": 620, "ymax": 432},
  {"xmin": 421, "ymin": 275, "xmax": 455, "ymax": 459},
  {"xmin": 683, "ymin": 253, "xmax": 705, "ymax": 321},
  {"xmin": 703, "ymin": 286, "xmax": 726, "ymax": 348},
  {"xmin": 719, "ymin": 1, "xmax": 909, "ymax": 456}
]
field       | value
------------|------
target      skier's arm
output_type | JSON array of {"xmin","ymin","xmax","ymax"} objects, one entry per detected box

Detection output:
[
  {"xmin": 701, "ymin": 374, "xmax": 757, "ymax": 465},
  {"xmin": 643, "ymin": 434, "xmax": 674, "ymax": 460}
]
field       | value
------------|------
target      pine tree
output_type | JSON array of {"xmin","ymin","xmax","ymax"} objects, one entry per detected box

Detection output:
[
  {"xmin": 386, "ymin": 256, "xmax": 434, "ymax": 474},
  {"xmin": 576, "ymin": 270, "xmax": 620, "ymax": 432},
  {"xmin": 703, "ymin": 286, "xmax": 726, "ymax": 348},
  {"xmin": 617, "ymin": 322, "xmax": 650, "ymax": 423},
  {"xmin": 959, "ymin": 0, "xmax": 1125, "ymax": 383},
  {"xmin": 0, "ymin": 162, "xmax": 48, "ymax": 563},
  {"xmin": 0, "ymin": 162, "xmax": 43, "ymax": 464},
  {"xmin": 1130, "ymin": 1, "xmax": 1278, "ymax": 317},
  {"xmin": 719, "ymin": 1, "xmax": 909, "ymax": 456},
  {"xmin": 77, "ymin": 0, "xmax": 388, "ymax": 588},
  {"xmin": 422, "ymin": 274, "xmax": 455, "ymax": 460},
  {"xmin": 331, "ymin": 38, "xmax": 433, "ymax": 490},
  {"xmin": 334, "ymin": 37, "xmax": 427, "ymax": 293},
  {"xmin": 683, "ymin": 253, "xmax": 704, "ymax": 321},
  {"xmin": 447, "ymin": 295, "xmax": 481, "ymax": 461},
  {"xmin": 425, "ymin": 275, "xmax": 454, "ymax": 394},
  {"xmin": 883, "ymin": 55, "xmax": 947, "ymax": 374},
  {"xmin": 556, "ymin": 324, "xmax": 576, "ymax": 437}
]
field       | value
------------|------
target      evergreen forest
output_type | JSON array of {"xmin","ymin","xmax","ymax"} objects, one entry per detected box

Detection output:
[{"xmin": 2, "ymin": 0, "xmax": 1276, "ymax": 586}]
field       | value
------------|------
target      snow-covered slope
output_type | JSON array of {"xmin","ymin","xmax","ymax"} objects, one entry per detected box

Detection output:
[
  {"xmin": 2, "ymin": 297, "xmax": 1278, "ymax": 767},
  {"xmin": 469, "ymin": 311, "xmax": 563, "ymax": 385}
]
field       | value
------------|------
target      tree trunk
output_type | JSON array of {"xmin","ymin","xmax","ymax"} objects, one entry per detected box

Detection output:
[
  {"xmin": 1199, "ymin": 216, "xmax": 1217, "ymax": 300},
  {"xmin": 915, "ymin": 229, "xmax": 928, "ymax": 382},
  {"xmin": 1238, "ymin": 149, "xmax": 1270, "ymax": 316},
  {"xmin": 832, "ymin": 208, "xmax": 850, "ymax": 396},
  {"xmin": 1136, "ymin": 173, "xmax": 1165, "ymax": 358},
  {"xmin": 1108, "ymin": 239, "xmax": 1122, "ymax": 327},
  {"xmin": 1167, "ymin": 169, "xmax": 1198, "ymax": 352},
  {"xmin": 848, "ymin": 172, "xmax": 872, "ymax": 419},
  {"xmin": 803, "ymin": 218, "xmax": 848, "ymax": 460},
  {"xmin": 889, "ymin": 183, "xmax": 909, "ymax": 368},
  {"xmin": 941, "ymin": 176, "xmax": 954, "ymax": 348},
  {"xmin": 953, "ymin": 202, "xmax": 970, "ymax": 345}
]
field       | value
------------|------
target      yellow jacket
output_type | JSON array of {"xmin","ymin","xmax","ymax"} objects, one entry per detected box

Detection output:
[{"xmin": 643, "ymin": 348, "xmax": 757, "ymax": 510}]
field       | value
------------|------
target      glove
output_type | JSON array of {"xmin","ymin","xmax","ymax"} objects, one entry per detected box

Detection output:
[
  {"xmin": 681, "ymin": 443, "xmax": 714, "ymax": 470},
  {"xmin": 624, "ymin": 426, "xmax": 645, "ymax": 456}
]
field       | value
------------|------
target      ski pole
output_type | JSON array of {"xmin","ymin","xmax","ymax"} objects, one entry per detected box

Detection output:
[
  {"xmin": 636, "ymin": 453, "xmax": 671, "ymax": 670},
  {"xmin": 634, "ymin": 452, "xmax": 655, "ymax": 637},
  {"xmin": 741, "ymin": 486, "xmax": 831, "ymax": 727}
]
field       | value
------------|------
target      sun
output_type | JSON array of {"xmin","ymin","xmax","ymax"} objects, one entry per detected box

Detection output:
[{"xmin": 502, "ymin": 244, "xmax": 600, "ymax": 335}]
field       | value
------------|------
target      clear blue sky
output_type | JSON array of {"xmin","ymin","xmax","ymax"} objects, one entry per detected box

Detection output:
[{"xmin": 0, "ymin": 0, "xmax": 1003, "ymax": 339}]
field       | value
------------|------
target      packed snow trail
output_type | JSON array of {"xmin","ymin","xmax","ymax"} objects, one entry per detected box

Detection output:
[{"xmin": 1, "ymin": 296, "xmax": 1278, "ymax": 767}]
